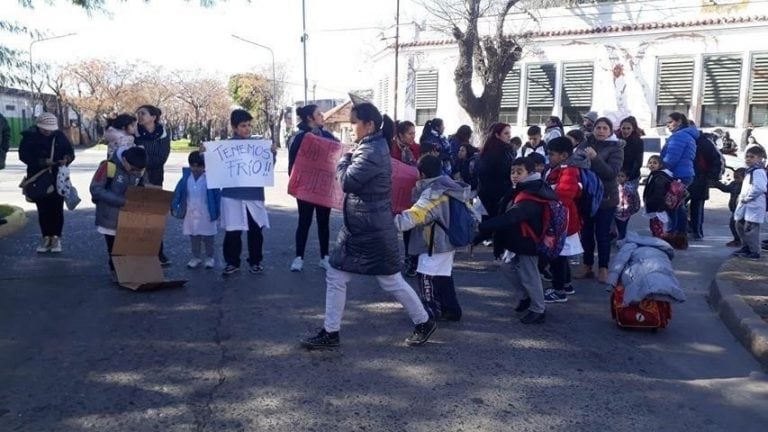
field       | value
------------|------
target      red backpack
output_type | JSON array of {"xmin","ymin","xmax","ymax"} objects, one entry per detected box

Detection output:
[{"xmin": 514, "ymin": 192, "xmax": 568, "ymax": 260}]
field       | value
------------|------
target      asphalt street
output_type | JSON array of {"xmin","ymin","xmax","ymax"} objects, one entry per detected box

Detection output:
[{"xmin": 0, "ymin": 148, "xmax": 766, "ymax": 431}]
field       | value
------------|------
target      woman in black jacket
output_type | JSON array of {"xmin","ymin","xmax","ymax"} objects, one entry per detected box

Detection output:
[
  {"xmin": 301, "ymin": 102, "xmax": 435, "ymax": 349},
  {"xmin": 476, "ymin": 123, "xmax": 514, "ymax": 221},
  {"xmin": 19, "ymin": 113, "xmax": 75, "ymax": 253},
  {"xmin": 287, "ymin": 104, "xmax": 339, "ymax": 272},
  {"xmin": 134, "ymin": 104, "xmax": 170, "ymax": 187},
  {"xmin": 618, "ymin": 116, "xmax": 644, "ymax": 182}
]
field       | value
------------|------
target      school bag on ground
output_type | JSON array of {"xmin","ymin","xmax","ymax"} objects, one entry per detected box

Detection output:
[
  {"xmin": 695, "ymin": 132, "xmax": 725, "ymax": 181},
  {"xmin": 664, "ymin": 179, "xmax": 688, "ymax": 210},
  {"xmin": 429, "ymin": 197, "xmax": 479, "ymax": 253},
  {"xmin": 513, "ymin": 192, "xmax": 568, "ymax": 260},
  {"xmin": 578, "ymin": 168, "xmax": 604, "ymax": 219},
  {"xmin": 610, "ymin": 283, "xmax": 672, "ymax": 330}
]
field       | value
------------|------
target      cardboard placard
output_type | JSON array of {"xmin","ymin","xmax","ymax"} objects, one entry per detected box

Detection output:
[
  {"xmin": 391, "ymin": 158, "xmax": 419, "ymax": 214},
  {"xmin": 287, "ymin": 134, "xmax": 345, "ymax": 210},
  {"xmin": 203, "ymin": 140, "xmax": 275, "ymax": 189}
]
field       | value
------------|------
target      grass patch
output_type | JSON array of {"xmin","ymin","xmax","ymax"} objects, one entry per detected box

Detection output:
[
  {"xmin": 89, "ymin": 140, "xmax": 198, "ymax": 153},
  {"xmin": 0, "ymin": 205, "xmax": 15, "ymax": 219}
]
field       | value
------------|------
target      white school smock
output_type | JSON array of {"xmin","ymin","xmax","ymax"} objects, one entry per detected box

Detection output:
[{"xmin": 183, "ymin": 174, "xmax": 218, "ymax": 236}]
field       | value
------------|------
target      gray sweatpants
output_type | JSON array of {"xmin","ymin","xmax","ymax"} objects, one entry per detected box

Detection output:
[
  {"xmin": 736, "ymin": 221, "xmax": 761, "ymax": 255},
  {"xmin": 191, "ymin": 235, "xmax": 215, "ymax": 259},
  {"xmin": 500, "ymin": 254, "xmax": 545, "ymax": 313}
]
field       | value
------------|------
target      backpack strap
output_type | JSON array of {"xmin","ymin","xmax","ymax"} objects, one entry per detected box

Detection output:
[{"xmin": 513, "ymin": 191, "xmax": 548, "ymax": 241}]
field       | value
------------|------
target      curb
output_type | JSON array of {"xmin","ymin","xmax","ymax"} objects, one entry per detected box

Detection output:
[
  {"xmin": 0, "ymin": 205, "xmax": 28, "ymax": 239},
  {"xmin": 709, "ymin": 258, "xmax": 768, "ymax": 370}
]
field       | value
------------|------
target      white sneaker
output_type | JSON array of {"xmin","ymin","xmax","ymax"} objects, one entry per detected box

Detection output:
[
  {"xmin": 204, "ymin": 257, "xmax": 215, "ymax": 269},
  {"xmin": 187, "ymin": 258, "xmax": 202, "ymax": 269},
  {"xmin": 36, "ymin": 236, "xmax": 51, "ymax": 253},
  {"xmin": 49, "ymin": 236, "xmax": 62, "ymax": 253},
  {"xmin": 290, "ymin": 256, "xmax": 304, "ymax": 272},
  {"xmin": 318, "ymin": 256, "xmax": 331, "ymax": 271}
]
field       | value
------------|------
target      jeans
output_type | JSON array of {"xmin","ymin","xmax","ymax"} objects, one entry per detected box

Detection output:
[
  {"xmin": 581, "ymin": 207, "xmax": 616, "ymax": 268},
  {"xmin": 295, "ymin": 199, "xmax": 331, "ymax": 258},
  {"xmin": 35, "ymin": 193, "xmax": 64, "ymax": 237},
  {"xmin": 223, "ymin": 209, "xmax": 264, "ymax": 267},
  {"xmin": 668, "ymin": 177, "xmax": 693, "ymax": 234},
  {"xmin": 323, "ymin": 267, "xmax": 429, "ymax": 332},
  {"xmin": 736, "ymin": 221, "xmax": 761, "ymax": 255}
]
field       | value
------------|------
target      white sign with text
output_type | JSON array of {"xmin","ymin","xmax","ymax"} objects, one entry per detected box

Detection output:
[{"xmin": 203, "ymin": 140, "xmax": 275, "ymax": 189}]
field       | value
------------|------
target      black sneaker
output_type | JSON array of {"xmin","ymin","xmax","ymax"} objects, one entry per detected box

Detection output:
[
  {"xmin": 404, "ymin": 256, "xmax": 418, "ymax": 278},
  {"xmin": 248, "ymin": 263, "xmax": 265, "ymax": 274},
  {"xmin": 744, "ymin": 253, "xmax": 762, "ymax": 260},
  {"xmin": 520, "ymin": 310, "xmax": 546, "ymax": 324},
  {"xmin": 300, "ymin": 329, "xmax": 340, "ymax": 349},
  {"xmin": 762, "ymin": 243, "xmax": 768, "ymax": 252},
  {"xmin": 439, "ymin": 312, "xmax": 461, "ymax": 322},
  {"xmin": 563, "ymin": 285, "xmax": 576, "ymax": 295},
  {"xmin": 732, "ymin": 247, "xmax": 750, "ymax": 257},
  {"xmin": 514, "ymin": 297, "xmax": 531, "ymax": 312},
  {"xmin": 222, "ymin": 265, "xmax": 240, "ymax": 276},
  {"xmin": 405, "ymin": 319, "xmax": 437, "ymax": 346},
  {"xmin": 539, "ymin": 268, "xmax": 553, "ymax": 282},
  {"xmin": 544, "ymin": 289, "xmax": 568, "ymax": 303}
]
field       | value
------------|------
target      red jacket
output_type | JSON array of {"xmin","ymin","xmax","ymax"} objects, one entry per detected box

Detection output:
[
  {"xmin": 390, "ymin": 140, "xmax": 420, "ymax": 165},
  {"xmin": 545, "ymin": 165, "xmax": 582, "ymax": 235}
]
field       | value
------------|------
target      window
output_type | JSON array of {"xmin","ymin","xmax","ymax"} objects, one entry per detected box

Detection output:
[
  {"xmin": 526, "ymin": 63, "xmax": 556, "ymax": 125},
  {"xmin": 561, "ymin": 62, "xmax": 593, "ymax": 125},
  {"xmin": 701, "ymin": 55, "xmax": 742, "ymax": 127},
  {"xmin": 415, "ymin": 70, "xmax": 438, "ymax": 126},
  {"xmin": 749, "ymin": 53, "xmax": 768, "ymax": 126},
  {"xmin": 4, "ymin": 105, "xmax": 15, "ymax": 111},
  {"xmin": 376, "ymin": 76, "xmax": 390, "ymax": 115},
  {"xmin": 500, "ymin": 68, "xmax": 520, "ymax": 125},
  {"xmin": 656, "ymin": 58, "xmax": 694, "ymax": 126}
]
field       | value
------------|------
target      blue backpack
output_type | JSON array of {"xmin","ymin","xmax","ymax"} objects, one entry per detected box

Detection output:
[
  {"xmin": 578, "ymin": 168, "xmax": 604, "ymax": 218},
  {"xmin": 429, "ymin": 197, "xmax": 478, "ymax": 254}
]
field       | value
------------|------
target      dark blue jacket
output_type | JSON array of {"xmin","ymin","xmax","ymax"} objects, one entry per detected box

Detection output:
[
  {"xmin": 661, "ymin": 126, "xmax": 697, "ymax": 180},
  {"xmin": 288, "ymin": 122, "xmax": 338, "ymax": 175},
  {"xmin": 171, "ymin": 168, "xmax": 221, "ymax": 221}
]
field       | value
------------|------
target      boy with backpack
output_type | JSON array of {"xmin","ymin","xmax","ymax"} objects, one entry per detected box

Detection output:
[
  {"xmin": 89, "ymin": 146, "xmax": 147, "ymax": 278},
  {"xmin": 688, "ymin": 131, "xmax": 724, "ymax": 240},
  {"xmin": 394, "ymin": 155, "xmax": 473, "ymax": 321},
  {"xmin": 544, "ymin": 137, "xmax": 588, "ymax": 302},
  {"xmin": 713, "ymin": 168, "xmax": 746, "ymax": 247},
  {"xmin": 475, "ymin": 156, "xmax": 565, "ymax": 324},
  {"xmin": 732, "ymin": 146, "xmax": 767, "ymax": 260},
  {"xmin": 643, "ymin": 155, "xmax": 673, "ymax": 238}
]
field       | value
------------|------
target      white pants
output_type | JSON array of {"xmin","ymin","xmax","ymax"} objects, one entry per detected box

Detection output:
[{"xmin": 324, "ymin": 267, "xmax": 429, "ymax": 332}]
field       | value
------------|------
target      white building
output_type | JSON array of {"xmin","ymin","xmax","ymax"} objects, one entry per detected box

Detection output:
[{"xmin": 370, "ymin": 0, "xmax": 768, "ymax": 140}]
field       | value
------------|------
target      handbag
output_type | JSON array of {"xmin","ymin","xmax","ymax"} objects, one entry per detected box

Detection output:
[{"xmin": 20, "ymin": 139, "xmax": 56, "ymax": 202}]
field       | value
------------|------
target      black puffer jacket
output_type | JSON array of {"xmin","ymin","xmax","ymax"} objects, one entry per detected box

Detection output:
[
  {"xmin": 330, "ymin": 132, "xmax": 401, "ymax": 275},
  {"xmin": 18, "ymin": 127, "xmax": 75, "ymax": 178},
  {"xmin": 134, "ymin": 123, "xmax": 170, "ymax": 186},
  {"xmin": 622, "ymin": 134, "xmax": 644, "ymax": 182},
  {"xmin": 578, "ymin": 135, "xmax": 624, "ymax": 209}
]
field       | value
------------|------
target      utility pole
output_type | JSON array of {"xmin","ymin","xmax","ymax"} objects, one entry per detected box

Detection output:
[
  {"xmin": 301, "ymin": 0, "xmax": 309, "ymax": 105},
  {"xmin": 393, "ymin": 0, "xmax": 401, "ymax": 121}
]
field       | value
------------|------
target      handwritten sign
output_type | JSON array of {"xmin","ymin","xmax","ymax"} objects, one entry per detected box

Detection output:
[
  {"xmin": 287, "ymin": 134, "xmax": 420, "ymax": 214},
  {"xmin": 288, "ymin": 134, "xmax": 345, "ymax": 210},
  {"xmin": 203, "ymin": 140, "xmax": 274, "ymax": 189}
]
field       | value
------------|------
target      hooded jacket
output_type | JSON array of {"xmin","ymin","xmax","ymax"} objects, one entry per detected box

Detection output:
[
  {"xmin": 90, "ymin": 147, "xmax": 144, "ymax": 230},
  {"xmin": 545, "ymin": 153, "xmax": 589, "ymax": 235},
  {"xmin": 330, "ymin": 131, "xmax": 401, "ymax": 275},
  {"xmin": 578, "ymin": 134, "xmax": 624, "ymax": 208},
  {"xmin": 105, "ymin": 126, "xmax": 135, "ymax": 159},
  {"xmin": 621, "ymin": 134, "xmax": 644, "ymax": 182},
  {"xmin": 643, "ymin": 169, "xmax": 673, "ymax": 213},
  {"xmin": 18, "ymin": 127, "xmax": 75, "ymax": 178},
  {"xmin": 394, "ymin": 175, "xmax": 472, "ymax": 255},
  {"xmin": 735, "ymin": 163, "xmax": 767, "ymax": 224},
  {"xmin": 478, "ymin": 175, "xmax": 558, "ymax": 256},
  {"xmin": 476, "ymin": 144, "xmax": 514, "ymax": 214},
  {"xmin": 288, "ymin": 122, "xmax": 338, "ymax": 175},
  {"xmin": 134, "ymin": 123, "xmax": 170, "ymax": 186},
  {"xmin": 660, "ymin": 126, "xmax": 697, "ymax": 181}
]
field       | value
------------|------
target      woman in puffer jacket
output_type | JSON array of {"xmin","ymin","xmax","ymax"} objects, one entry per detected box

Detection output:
[
  {"xmin": 660, "ymin": 112, "xmax": 697, "ymax": 247},
  {"xmin": 301, "ymin": 102, "xmax": 435, "ymax": 350}
]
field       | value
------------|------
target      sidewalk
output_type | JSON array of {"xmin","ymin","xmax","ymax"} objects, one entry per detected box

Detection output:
[{"xmin": 710, "ymin": 255, "xmax": 768, "ymax": 368}]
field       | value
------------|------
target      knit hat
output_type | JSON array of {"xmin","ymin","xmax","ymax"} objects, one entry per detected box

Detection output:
[
  {"xmin": 35, "ymin": 112, "xmax": 58, "ymax": 131},
  {"xmin": 582, "ymin": 111, "xmax": 598, "ymax": 124}
]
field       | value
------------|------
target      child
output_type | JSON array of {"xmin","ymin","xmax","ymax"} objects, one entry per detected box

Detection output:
[
  {"xmin": 476, "ymin": 157, "xmax": 559, "ymax": 324},
  {"xmin": 614, "ymin": 170, "xmax": 640, "ymax": 241},
  {"xmin": 453, "ymin": 143, "xmax": 479, "ymax": 190},
  {"xmin": 171, "ymin": 151, "xmax": 221, "ymax": 269},
  {"xmin": 104, "ymin": 114, "xmax": 137, "ymax": 159},
  {"xmin": 394, "ymin": 155, "xmax": 469, "ymax": 321},
  {"xmin": 521, "ymin": 126, "xmax": 546, "ymax": 159},
  {"xmin": 528, "ymin": 151, "xmax": 551, "ymax": 281},
  {"xmin": 90, "ymin": 146, "xmax": 147, "ymax": 277},
  {"xmin": 733, "ymin": 146, "xmax": 767, "ymax": 259},
  {"xmin": 642, "ymin": 155, "xmax": 672, "ymax": 238},
  {"xmin": 218, "ymin": 109, "xmax": 277, "ymax": 276},
  {"xmin": 713, "ymin": 168, "xmax": 746, "ymax": 247},
  {"xmin": 419, "ymin": 141, "xmax": 450, "ymax": 175},
  {"xmin": 544, "ymin": 137, "xmax": 587, "ymax": 302}
]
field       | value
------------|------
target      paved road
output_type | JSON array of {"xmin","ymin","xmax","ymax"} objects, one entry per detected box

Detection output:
[{"xmin": 1, "ymin": 149, "xmax": 767, "ymax": 431}]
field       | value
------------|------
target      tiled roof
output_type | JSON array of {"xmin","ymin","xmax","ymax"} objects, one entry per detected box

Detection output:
[{"xmin": 397, "ymin": 14, "xmax": 768, "ymax": 48}]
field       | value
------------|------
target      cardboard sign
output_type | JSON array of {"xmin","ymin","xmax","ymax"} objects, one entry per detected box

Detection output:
[
  {"xmin": 203, "ymin": 140, "xmax": 275, "ymax": 189},
  {"xmin": 112, "ymin": 187, "xmax": 186, "ymax": 291},
  {"xmin": 287, "ymin": 134, "xmax": 345, "ymax": 210},
  {"xmin": 391, "ymin": 158, "xmax": 419, "ymax": 213}
]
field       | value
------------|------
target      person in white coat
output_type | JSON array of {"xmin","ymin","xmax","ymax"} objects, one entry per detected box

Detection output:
[{"xmin": 733, "ymin": 146, "xmax": 767, "ymax": 260}]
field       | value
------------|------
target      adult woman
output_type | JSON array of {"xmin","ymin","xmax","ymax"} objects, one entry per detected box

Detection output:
[
  {"xmin": 543, "ymin": 116, "xmax": 564, "ymax": 144},
  {"xmin": 577, "ymin": 117, "xmax": 624, "ymax": 283},
  {"xmin": 454, "ymin": 143, "xmax": 479, "ymax": 190},
  {"xmin": 448, "ymin": 124, "xmax": 472, "ymax": 167},
  {"xmin": 660, "ymin": 112, "xmax": 697, "ymax": 248},
  {"xmin": 420, "ymin": 118, "xmax": 452, "ymax": 174},
  {"xmin": 390, "ymin": 120, "xmax": 420, "ymax": 166},
  {"xmin": 287, "ymin": 104, "xmax": 338, "ymax": 272},
  {"xmin": 301, "ymin": 102, "xmax": 435, "ymax": 349},
  {"xmin": 19, "ymin": 112, "xmax": 75, "ymax": 253},
  {"xmin": 134, "ymin": 104, "xmax": 172, "ymax": 265},
  {"xmin": 618, "ymin": 116, "xmax": 644, "ymax": 183},
  {"xmin": 476, "ymin": 123, "xmax": 514, "ymax": 239}
]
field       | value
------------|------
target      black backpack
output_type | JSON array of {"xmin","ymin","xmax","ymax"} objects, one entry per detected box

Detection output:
[{"xmin": 695, "ymin": 132, "xmax": 725, "ymax": 181}]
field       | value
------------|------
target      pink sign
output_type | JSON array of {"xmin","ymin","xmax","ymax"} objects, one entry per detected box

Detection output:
[{"xmin": 287, "ymin": 134, "xmax": 420, "ymax": 213}]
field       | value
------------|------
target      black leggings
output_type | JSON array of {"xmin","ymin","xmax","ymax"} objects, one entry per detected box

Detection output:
[
  {"xmin": 223, "ymin": 209, "xmax": 264, "ymax": 267},
  {"xmin": 35, "ymin": 193, "xmax": 64, "ymax": 237},
  {"xmin": 295, "ymin": 199, "xmax": 331, "ymax": 258}
]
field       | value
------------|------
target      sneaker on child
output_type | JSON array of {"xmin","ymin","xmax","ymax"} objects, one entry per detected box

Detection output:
[
  {"xmin": 405, "ymin": 319, "xmax": 437, "ymax": 346},
  {"xmin": 300, "ymin": 329, "xmax": 340, "ymax": 349},
  {"xmin": 249, "ymin": 263, "xmax": 265, "ymax": 274},
  {"xmin": 563, "ymin": 285, "xmax": 576, "ymax": 295},
  {"xmin": 544, "ymin": 289, "xmax": 567, "ymax": 303},
  {"xmin": 222, "ymin": 264, "xmax": 239, "ymax": 276},
  {"xmin": 187, "ymin": 258, "xmax": 202, "ymax": 269},
  {"xmin": 520, "ymin": 310, "xmax": 546, "ymax": 324},
  {"xmin": 318, "ymin": 256, "xmax": 331, "ymax": 271},
  {"xmin": 204, "ymin": 258, "xmax": 215, "ymax": 269}
]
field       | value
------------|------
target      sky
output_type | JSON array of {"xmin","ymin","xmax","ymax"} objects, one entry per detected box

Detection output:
[{"xmin": 5, "ymin": 0, "xmax": 422, "ymax": 102}]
